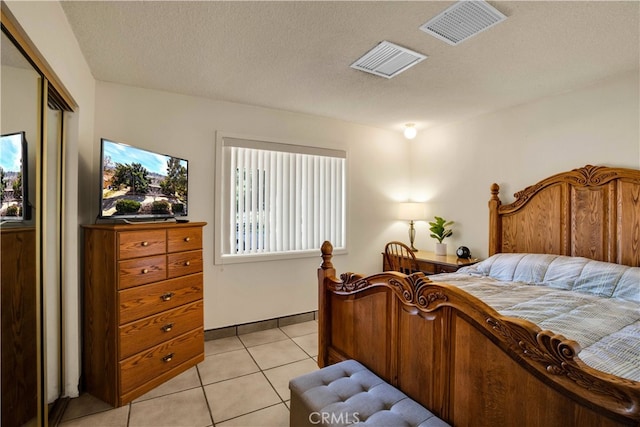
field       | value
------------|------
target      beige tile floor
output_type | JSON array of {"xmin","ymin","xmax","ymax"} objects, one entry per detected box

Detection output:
[{"xmin": 59, "ymin": 321, "xmax": 318, "ymax": 427}]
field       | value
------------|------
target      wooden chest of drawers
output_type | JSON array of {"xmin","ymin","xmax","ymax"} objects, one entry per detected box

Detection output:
[{"xmin": 82, "ymin": 222, "xmax": 206, "ymax": 406}]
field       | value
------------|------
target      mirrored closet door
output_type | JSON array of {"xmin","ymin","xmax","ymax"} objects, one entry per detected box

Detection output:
[
  {"xmin": 1, "ymin": 26, "xmax": 42, "ymax": 427},
  {"xmin": 44, "ymin": 102, "xmax": 63, "ymax": 418},
  {"xmin": 2, "ymin": 8, "xmax": 76, "ymax": 426}
]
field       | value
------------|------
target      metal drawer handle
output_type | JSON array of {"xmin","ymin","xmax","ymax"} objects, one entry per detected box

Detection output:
[
  {"xmin": 142, "ymin": 268, "xmax": 149, "ymax": 274},
  {"xmin": 184, "ymin": 237, "xmax": 190, "ymax": 242},
  {"xmin": 161, "ymin": 323, "xmax": 174, "ymax": 332},
  {"xmin": 162, "ymin": 353, "xmax": 174, "ymax": 363},
  {"xmin": 161, "ymin": 292, "xmax": 175, "ymax": 301},
  {"xmin": 141, "ymin": 241, "xmax": 149, "ymax": 247},
  {"xmin": 184, "ymin": 261, "xmax": 191, "ymax": 266}
]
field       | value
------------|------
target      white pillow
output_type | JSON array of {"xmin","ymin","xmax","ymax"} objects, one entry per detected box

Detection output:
[
  {"xmin": 573, "ymin": 260, "xmax": 629, "ymax": 298},
  {"xmin": 512, "ymin": 254, "xmax": 559, "ymax": 284},
  {"xmin": 483, "ymin": 253, "xmax": 527, "ymax": 281},
  {"xmin": 542, "ymin": 256, "xmax": 590, "ymax": 290}
]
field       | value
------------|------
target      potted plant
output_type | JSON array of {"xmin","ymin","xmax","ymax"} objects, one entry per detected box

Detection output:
[{"xmin": 428, "ymin": 216, "xmax": 454, "ymax": 255}]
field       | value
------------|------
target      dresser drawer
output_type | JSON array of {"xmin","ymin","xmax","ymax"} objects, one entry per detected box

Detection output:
[
  {"xmin": 167, "ymin": 228, "xmax": 202, "ymax": 253},
  {"xmin": 119, "ymin": 328, "xmax": 204, "ymax": 394},
  {"xmin": 167, "ymin": 250, "xmax": 203, "ymax": 279},
  {"xmin": 119, "ymin": 274, "xmax": 203, "ymax": 324},
  {"xmin": 118, "ymin": 255, "xmax": 167, "ymax": 290},
  {"xmin": 436, "ymin": 264, "xmax": 459, "ymax": 274},
  {"xmin": 119, "ymin": 301, "xmax": 203, "ymax": 359},
  {"xmin": 118, "ymin": 230, "xmax": 166, "ymax": 260},
  {"xmin": 418, "ymin": 261, "xmax": 436, "ymax": 274}
]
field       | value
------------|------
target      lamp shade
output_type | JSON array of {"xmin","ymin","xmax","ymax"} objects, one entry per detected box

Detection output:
[{"xmin": 398, "ymin": 202, "xmax": 427, "ymax": 220}]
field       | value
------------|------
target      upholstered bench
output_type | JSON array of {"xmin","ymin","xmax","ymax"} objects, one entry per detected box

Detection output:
[{"xmin": 289, "ymin": 359, "xmax": 450, "ymax": 427}]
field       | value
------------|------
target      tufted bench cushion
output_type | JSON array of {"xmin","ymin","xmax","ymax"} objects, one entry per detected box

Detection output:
[{"xmin": 289, "ymin": 359, "xmax": 450, "ymax": 427}]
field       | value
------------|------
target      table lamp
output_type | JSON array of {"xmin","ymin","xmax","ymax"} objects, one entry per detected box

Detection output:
[{"xmin": 398, "ymin": 202, "xmax": 427, "ymax": 251}]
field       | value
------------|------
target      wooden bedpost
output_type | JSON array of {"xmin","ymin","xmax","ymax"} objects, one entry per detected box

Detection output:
[
  {"xmin": 488, "ymin": 183, "xmax": 502, "ymax": 256},
  {"xmin": 320, "ymin": 240, "xmax": 334, "ymax": 270},
  {"xmin": 318, "ymin": 241, "xmax": 335, "ymax": 368}
]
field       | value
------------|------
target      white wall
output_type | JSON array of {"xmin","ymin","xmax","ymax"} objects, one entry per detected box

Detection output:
[
  {"xmin": 410, "ymin": 71, "xmax": 640, "ymax": 260},
  {"xmin": 93, "ymin": 82, "xmax": 411, "ymax": 328}
]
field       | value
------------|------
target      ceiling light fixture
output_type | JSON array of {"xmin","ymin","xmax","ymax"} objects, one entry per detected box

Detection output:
[{"xmin": 404, "ymin": 123, "xmax": 417, "ymax": 140}]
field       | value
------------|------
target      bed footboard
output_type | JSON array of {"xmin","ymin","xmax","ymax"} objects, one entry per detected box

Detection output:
[{"xmin": 317, "ymin": 241, "xmax": 640, "ymax": 427}]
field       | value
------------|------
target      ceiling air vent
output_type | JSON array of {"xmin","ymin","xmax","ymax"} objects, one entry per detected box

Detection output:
[
  {"xmin": 350, "ymin": 41, "xmax": 427, "ymax": 79},
  {"xmin": 419, "ymin": 0, "xmax": 507, "ymax": 46}
]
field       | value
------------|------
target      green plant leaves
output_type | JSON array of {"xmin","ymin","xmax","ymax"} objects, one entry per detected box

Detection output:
[{"xmin": 428, "ymin": 216, "xmax": 454, "ymax": 243}]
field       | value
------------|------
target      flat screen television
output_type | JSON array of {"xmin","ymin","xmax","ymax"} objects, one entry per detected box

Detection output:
[
  {"xmin": 0, "ymin": 132, "xmax": 29, "ymax": 222},
  {"xmin": 99, "ymin": 138, "xmax": 188, "ymax": 220}
]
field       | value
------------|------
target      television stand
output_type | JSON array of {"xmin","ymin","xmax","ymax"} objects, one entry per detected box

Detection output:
[
  {"xmin": 93, "ymin": 216, "xmax": 178, "ymax": 225},
  {"xmin": 122, "ymin": 217, "xmax": 176, "ymax": 224}
]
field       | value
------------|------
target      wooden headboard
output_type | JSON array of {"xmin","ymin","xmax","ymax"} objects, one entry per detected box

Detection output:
[{"xmin": 489, "ymin": 164, "xmax": 640, "ymax": 267}]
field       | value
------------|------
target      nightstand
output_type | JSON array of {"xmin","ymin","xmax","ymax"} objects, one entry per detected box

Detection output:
[{"xmin": 382, "ymin": 250, "xmax": 479, "ymax": 275}]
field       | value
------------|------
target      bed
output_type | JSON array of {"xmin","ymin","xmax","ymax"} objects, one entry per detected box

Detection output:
[{"xmin": 317, "ymin": 165, "xmax": 640, "ymax": 427}]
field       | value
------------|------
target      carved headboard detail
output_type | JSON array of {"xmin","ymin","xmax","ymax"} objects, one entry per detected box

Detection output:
[{"xmin": 489, "ymin": 165, "xmax": 640, "ymax": 266}]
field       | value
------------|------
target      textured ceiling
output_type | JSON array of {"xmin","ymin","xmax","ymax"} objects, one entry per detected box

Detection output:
[{"xmin": 61, "ymin": 1, "xmax": 640, "ymax": 133}]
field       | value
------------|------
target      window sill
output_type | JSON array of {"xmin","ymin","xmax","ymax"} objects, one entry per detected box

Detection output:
[{"xmin": 215, "ymin": 246, "xmax": 347, "ymax": 264}]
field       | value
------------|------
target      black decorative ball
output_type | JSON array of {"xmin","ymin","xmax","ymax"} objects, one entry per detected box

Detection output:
[{"xmin": 456, "ymin": 246, "xmax": 471, "ymax": 259}]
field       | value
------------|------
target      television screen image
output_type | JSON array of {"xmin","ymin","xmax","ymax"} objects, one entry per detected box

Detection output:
[
  {"xmin": 0, "ymin": 132, "xmax": 28, "ymax": 221},
  {"xmin": 100, "ymin": 138, "xmax": 188, "ymax": 219}
]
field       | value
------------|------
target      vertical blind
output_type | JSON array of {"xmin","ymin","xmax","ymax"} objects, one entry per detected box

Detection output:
[{"xmin": 223, "ymin": 138, "xmax": 346, "ymax": 255}]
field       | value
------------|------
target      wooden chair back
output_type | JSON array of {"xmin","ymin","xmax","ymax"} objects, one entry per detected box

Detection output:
[{"xmin": 384, "ymin": 241, "xmax": 419, "ymax": 274}]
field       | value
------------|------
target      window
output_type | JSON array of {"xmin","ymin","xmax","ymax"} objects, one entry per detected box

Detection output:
[{"xmin": 216, "ymin": 136, "xmax": 346, "ymax": 261}]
